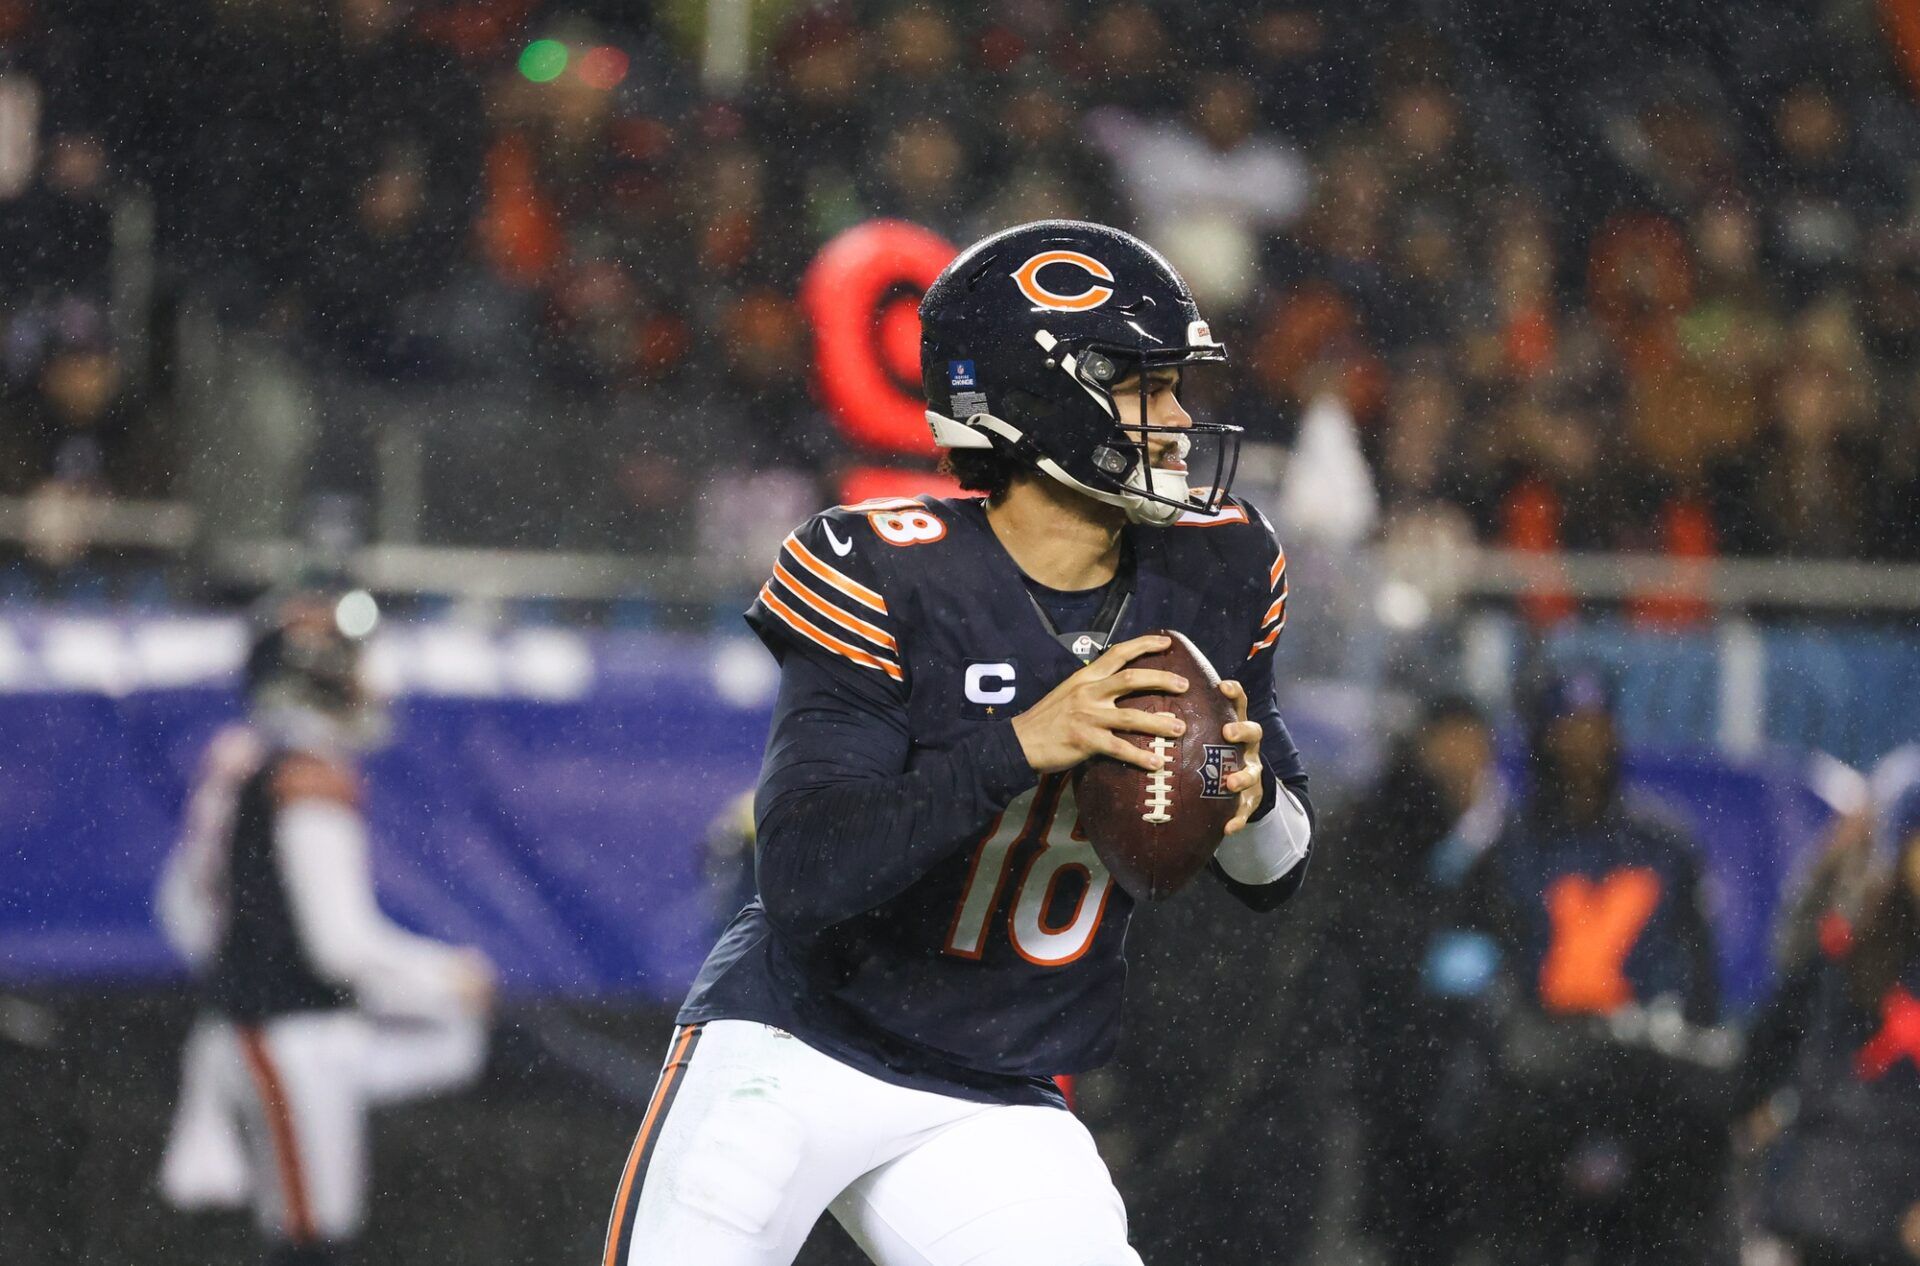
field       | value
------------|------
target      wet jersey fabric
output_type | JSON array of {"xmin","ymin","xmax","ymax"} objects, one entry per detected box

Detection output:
[{"xmin": 679, "ymin": 494, "xmax": 1309, "ymax": 1106}]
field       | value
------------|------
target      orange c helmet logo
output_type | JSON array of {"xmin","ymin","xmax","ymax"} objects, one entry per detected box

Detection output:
[{"xmin": 1011, "ymin": 250, "xmax": 1115, "ymax": 312}]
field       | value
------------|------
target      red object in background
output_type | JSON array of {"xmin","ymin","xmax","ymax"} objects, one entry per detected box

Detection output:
[
  {"xmin": 1819, "ymin": 913, "xmax": 1856, "ymax": 962},
  {"xmin": 1626, "ymin": 497, "xmax": 1716, "ymax": 629},
  {"xmin": 801, "ymin": 220, "xmax": 957, "ymax": 456},
  {"xmin": 478, "ymin": 132, "xmax": 564, "ymax": 287},
  {"xmin": 1883, "ymin": 0, "xmax": 1920, "ymax": 98},
  {"xmin": 1503, "ymin": 304, "xmax": 1557, "ymax": 379},
  {"xmin": 837, "ymin": 465, "xmax": 965, "ymax": 506},
  {"xmin": 1857, "ymin": 987, "xmax": 1920, "ymax": 1081},
  {"xmin": 415, "ymin": 0, "xmax": 540, "ymax": 62},
  {"xmin": 576, "ymin": 46, "xmax": 630, "ymax": 91},
  {"xmin": 1503, "ymin": 478, "xmax": 1576, "ymax": 628},
  {"xmin": 1252, "ymin": 282, "xmax": 1388, "ymax": 423},
  {"xmin": 1053, "ymin": 1074, "xmax": 1076, "ymax": 1111}
]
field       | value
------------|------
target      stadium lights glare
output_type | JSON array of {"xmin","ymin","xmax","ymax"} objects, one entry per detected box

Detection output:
[{"xmin": 518, "ymin": 40, "xmax": 629, "ymax": 90}]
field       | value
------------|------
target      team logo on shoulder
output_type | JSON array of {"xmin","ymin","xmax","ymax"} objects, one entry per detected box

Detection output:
[
  {"xmin": 1011, "ymin": 251, "xmax": 1115, "ymax": 312},
  {"xmin": 1199, "ymin": 744, "xmax": 1241, "ymax": 798}
]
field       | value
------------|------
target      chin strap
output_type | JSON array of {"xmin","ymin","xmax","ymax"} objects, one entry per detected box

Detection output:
[{"xmin": 927, "ymin": 407, "xmax": 1188, "ymax": 524}]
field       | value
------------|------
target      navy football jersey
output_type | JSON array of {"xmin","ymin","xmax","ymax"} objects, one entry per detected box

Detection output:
[{"xmin": 680, "ymin": 493, "xmax": 1305, "ymax": 1102}]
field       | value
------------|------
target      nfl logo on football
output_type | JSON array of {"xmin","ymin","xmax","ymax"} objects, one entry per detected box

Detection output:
[{"xmin": 1199, "ymin": 744, "xmax": 1241, "ymax": 798}]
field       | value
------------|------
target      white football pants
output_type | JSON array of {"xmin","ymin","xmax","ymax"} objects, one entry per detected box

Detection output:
[
  {"xmin": 604, "ymin": 1019, "xmax": 1142, "ymax": 1266},
  {"xmin": 158, "ymin": 1009, "xmax": 487, "ymax": 1243}
]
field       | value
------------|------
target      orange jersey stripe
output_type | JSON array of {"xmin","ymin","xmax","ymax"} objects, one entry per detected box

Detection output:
[
  {"xmin": 760, "ymin": 586, "xmax": 905, "ymax": 681},
  {"xmin": 237, "ymin": 1028, "xmax": 316, "ymax": 1243},
  {"xmin": 1261, "ymin": 593, "xmax": 1288, "ymax": 628},
  {"xmin": 783, "ymin": 533, "xmax": 887, "ymax": 614},
  {"xmin": 1248, "ymin": 625, "xmax": 1283, "ymax": 660},
  {"xmin": 771, "ymin": 560, "xmax": 897, "ymax": 652},
  {"xmin": 603, "ymin": 1025, "xmax": 701, "ymax": 1266},
  {"xmin": 1269, "ymin": 549, "xmax": 1287, "ymax": 589}
]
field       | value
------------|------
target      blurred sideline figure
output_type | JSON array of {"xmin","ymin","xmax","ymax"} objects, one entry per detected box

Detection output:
[
  {"xmin": 154, "ymin": 590, "xmax": 494, "ymax": 1266},
  {"xmin": 1743, "ymin": 782, "xmax": 1920, "ymax": 1266},
  {"xmin": 1307, "ymin": 695, "xmax": 1500, "ymax": 1266},
  {"xmin": 1443, "ymin": 668, "xmax": 1731, "ymax": 1265}
]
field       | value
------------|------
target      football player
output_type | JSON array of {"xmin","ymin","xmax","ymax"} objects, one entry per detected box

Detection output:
[
  {"xmin": 603, "ymin": 220, "xmax": 1313, "ymax": 1266},
  {"xmin": 156, "ymin": 591, "xmax": 494, "ymax": 1266}
]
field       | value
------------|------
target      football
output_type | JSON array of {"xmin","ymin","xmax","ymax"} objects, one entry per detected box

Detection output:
[{"xmin": 1073, "ymin": 630, "xmax": 1242, "ymax": 900}]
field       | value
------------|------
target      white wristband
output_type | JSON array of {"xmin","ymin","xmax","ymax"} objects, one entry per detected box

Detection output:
[{"xmin": 1214, "ymin": 786, "xmax": 1311, "ymax": 885}]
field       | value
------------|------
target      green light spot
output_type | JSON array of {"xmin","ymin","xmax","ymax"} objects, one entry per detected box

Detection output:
[{"xmin": 519, "ymin": 39, "xmax": 568, "ymax": 83}]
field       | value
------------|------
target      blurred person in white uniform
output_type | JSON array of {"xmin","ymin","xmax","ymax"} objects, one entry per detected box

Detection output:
[{"xmin": 155, "ymin": 589, "xmax": 494, "ymax": 1266}]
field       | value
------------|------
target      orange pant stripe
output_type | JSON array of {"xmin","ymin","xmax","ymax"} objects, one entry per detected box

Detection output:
[{"xmin": 602, "ymin": 1024, "xmax": 705, "ymax": 1266}]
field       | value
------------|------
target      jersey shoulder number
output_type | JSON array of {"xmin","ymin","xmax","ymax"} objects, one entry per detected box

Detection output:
[{"xmin": 836, "ymin": 495, "xmax": 949, "ymax": 548}]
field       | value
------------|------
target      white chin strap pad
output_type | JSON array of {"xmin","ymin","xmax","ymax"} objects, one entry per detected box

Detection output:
[
  {"xmin": 927, "ymin": 410, "xmax": 994, "ymax": 449},
  {"xmin": 1131, "ymin": 468, "xmax": 1190, "ymax": 524}
]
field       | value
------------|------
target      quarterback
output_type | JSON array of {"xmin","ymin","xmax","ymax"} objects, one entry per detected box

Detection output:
[{"xmin": 602, "ymin": 221, "xmax": 1314, "ymax": 1265}]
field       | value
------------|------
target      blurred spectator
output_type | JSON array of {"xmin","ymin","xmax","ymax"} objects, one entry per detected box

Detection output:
[
  {"xmin": 975, "ymin": 70, "xmax": 1116, "ymax": 229},
  {"xmin": 861, "ymin": 113, "xmax": 974, "ymax": 239},
  {"xmin": 1744, "ymin": 788, "xmax": 1920, "ymax": 1266},
  {"xmin": 754, "ymin": 9, "xmax": 871, "ymax": 243},
  {"xmin": 1307, "ymin": 695, "xmax": 1501, "ymax": 1266},
  {"xmin": 1066, "ymin": 1, "xmax": 1175, "ymax": 113},
  {"xmin": 1234, "ymin": 5, "xmax": 1371, "ymax": 143},
  {"xmin": 306, "ymin": 138, "xmax": 461, "ymax": 376},
  {"xmin": 1089, "ymin": 71, "xmax": 1312, "ymax": 311},
  {"xmin": 1375, "ymin": 359, "xmax": 1468, "ymax": 516},
  {"xmin": 1715, "ymin": 300, "xmax": 1879, "ymax": 559},
  {"xmin": 0, "ymin": 129, "xmax": 112, "ymax": 295},
  {"xmin": 1764, "ymin": 75, "xmax": 1888, "ymax": 303},
  {"xmin": 1372, "ymin": 69, "xmax": 1495, "ymax": 226},
  {"xmin": 7, "ymin": 0, "xmax": 1920, "ymax": 568},
  {"xmin": 2, "ymin": 301, "xmax": 157, "ymax": 501},
  {"xmin": 868, "ymin": 2, "xmax": 974, "ymax": 125},
  {"xmin": 1444, "ymin": 669, "xmax": 1730, "ymax": 1264}
]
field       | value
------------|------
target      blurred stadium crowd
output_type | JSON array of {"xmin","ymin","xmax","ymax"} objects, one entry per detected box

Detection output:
[{"xmin": 2, "ymin": 0, "xmax": 1920, "ymax": 574}]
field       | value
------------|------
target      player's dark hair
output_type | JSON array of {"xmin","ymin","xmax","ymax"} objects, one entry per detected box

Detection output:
[{"xmin": 940, "ymin": 447, "xmax": 1026, "ymax": 502}]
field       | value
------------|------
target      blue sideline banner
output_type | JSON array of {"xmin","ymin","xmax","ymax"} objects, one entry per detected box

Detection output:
[{"xmin": 0, "ymin": 619, "xmax": 1840, "ymax": 1008}]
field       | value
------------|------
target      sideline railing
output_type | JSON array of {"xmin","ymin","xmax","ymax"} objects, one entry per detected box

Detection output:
[{"xmin": 4, "ymin": 495, "xmax": 1920, "ymax": 613}]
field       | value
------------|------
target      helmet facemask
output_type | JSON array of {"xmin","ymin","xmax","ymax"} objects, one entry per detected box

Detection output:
[{"xmin": 1030, "ymin": 331, "xmax": 1241, "ymax": 526}]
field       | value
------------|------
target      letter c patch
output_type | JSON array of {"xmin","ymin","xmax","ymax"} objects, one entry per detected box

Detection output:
[{"xmin": 965, "ymin": 662, "xmax": 1018, "ymax": 706}]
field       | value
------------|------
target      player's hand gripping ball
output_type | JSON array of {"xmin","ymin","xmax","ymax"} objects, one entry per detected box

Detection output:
[{"xmin": 1073, "ymin": 630, "xmax": 1244, "ymax": 900}]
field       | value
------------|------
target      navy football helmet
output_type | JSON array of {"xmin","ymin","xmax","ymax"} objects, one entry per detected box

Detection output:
[{"xmin": 920, "ymin": 220, "xmax": 1238, "ymax": 525}]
